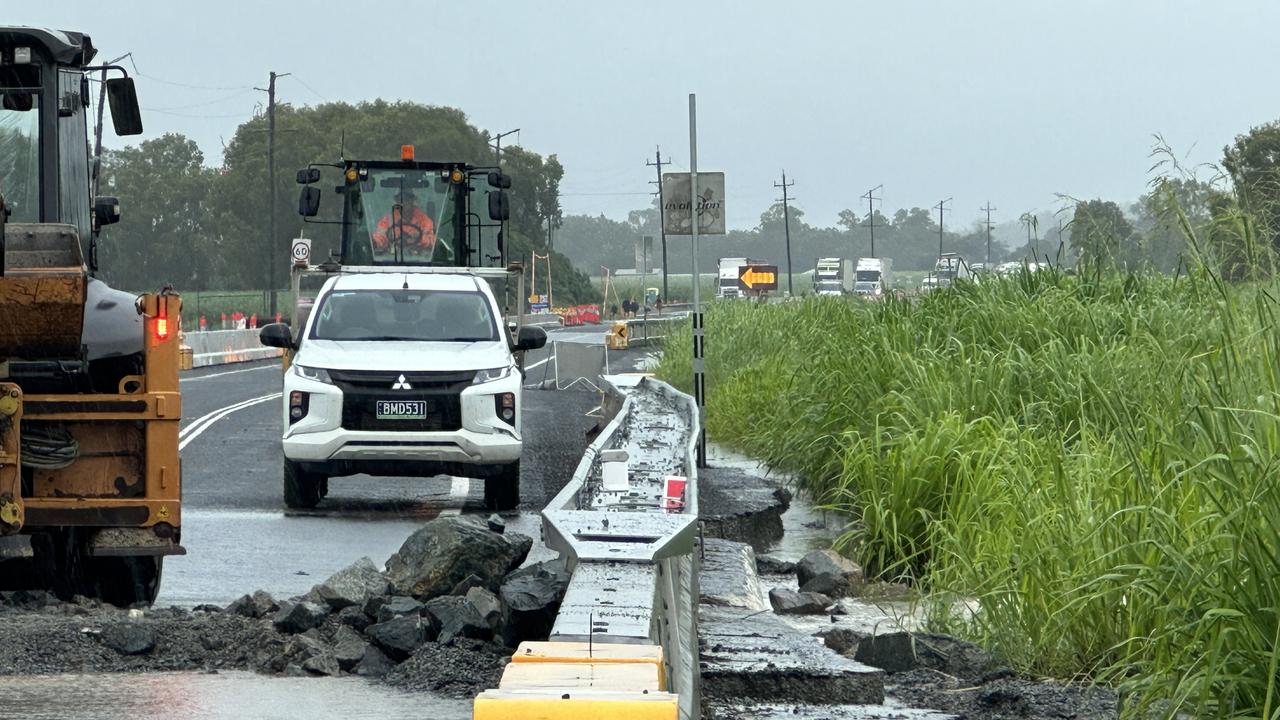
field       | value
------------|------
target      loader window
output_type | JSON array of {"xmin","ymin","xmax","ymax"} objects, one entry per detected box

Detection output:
[
  {"xmin": 57, "ymin": 69, "xmax": 91, "ymax": 241},
  {"xmin": 341, "ymin": 167, "xmax": 464, "ymax": 267},
  {"xmin": 0, "ymin": 65, "xmax": 40, "ymax": 223}
]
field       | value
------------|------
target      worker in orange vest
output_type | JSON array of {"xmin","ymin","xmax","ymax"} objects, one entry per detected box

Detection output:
[{"xmin": 372, "ymin": 189, "xmax": 436, "ymax": 256}]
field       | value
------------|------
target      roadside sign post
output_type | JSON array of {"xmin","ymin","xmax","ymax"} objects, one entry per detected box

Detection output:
[
  {"xmin": 689, "ymin": 94, "xmax": 704, "ymax": 467},
  {"xmin": 662, "ymin": 97, "xmax": 726, "ymax": 469}
]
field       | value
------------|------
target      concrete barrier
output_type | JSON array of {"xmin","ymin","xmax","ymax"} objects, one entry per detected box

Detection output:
[{"xmin": 185, "ymin": 329, "xmax": 282, "ymax": 368}]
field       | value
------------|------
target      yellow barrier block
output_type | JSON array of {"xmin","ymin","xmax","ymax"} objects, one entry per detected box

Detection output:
[
  {"xmin": 500, "ymin": 661, "xmax": 661, "ymax": 692},
  {"xmin": 473, "ymin": 690, "xmax": 678, "ymax": 720},
  {"xmin": 512, "ymin": 641, "xmax": 666, "ymax": 691}
]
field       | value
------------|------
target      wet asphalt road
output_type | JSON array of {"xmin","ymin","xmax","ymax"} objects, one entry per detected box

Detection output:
[{"xmin": 160, "ymin": 325, "xmax": 648, "ymax": 606}]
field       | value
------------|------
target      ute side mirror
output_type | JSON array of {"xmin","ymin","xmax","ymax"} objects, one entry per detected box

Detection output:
[
  {"xmin": 93, "ymin": 196, "xmax": 121, "ymax": 227},
  {"xmin": 487, "ymin": 171, "xmax": 512, "ymax": 189},
  {"xmin": 105, "ymin": 77, "xmax": 143, "ymax": 136},
  {"xmin": 299, "ymin": 186, "xmax": 321, "ymax": 217},
  {"xmin": 259, "ymin": 323, "xmax": 295, "ymax": 350},
  {"xmin": 296, "ymin": 167, "xmax": 320, "ymax": 184},
  {"xmin": 488, "ymin": 191, "xmax": 510, "ymax": 222},
  {"xmin": 514, "ymin": 325, "xmax": 547, "ymax": 352}
]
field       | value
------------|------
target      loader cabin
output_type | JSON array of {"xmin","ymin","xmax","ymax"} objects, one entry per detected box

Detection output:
[
  {"xmin": 295, "ymin": 149, "xmax": 513, "ymax": 270},
  {"xmin": 0, "ymin": 27, "xmax": 141, "ymax": 259}
]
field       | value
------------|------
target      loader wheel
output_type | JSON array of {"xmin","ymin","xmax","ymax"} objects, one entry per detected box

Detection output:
[
  {"xmin": 284, "ymin": 460, "xmax": 323, "ymax": 509},
  {"xmin": 94, "ymin": 556, "xmax": 163, "ymax": 607},
  {"xmin": 483, "ymin": 462, "xmax": 521, "ymax": 511}
]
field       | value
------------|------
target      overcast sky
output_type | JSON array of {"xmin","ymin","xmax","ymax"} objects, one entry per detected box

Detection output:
[{"xmin": 22, "ymin": 1, "xmax": 1280, "ymax": 231}]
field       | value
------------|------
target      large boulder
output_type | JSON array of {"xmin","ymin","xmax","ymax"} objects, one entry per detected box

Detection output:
[
  {"xmin": 796, "ymin": 549, "xmax": 863, "ymax": 598},
  {"xmin": 425, "ymin": 595, "xmax": 491, "ymax": 643},
  {"xmin": 465, "ymin": 587, "xmax": 503, "ymax": 631},
  {"xmin": 384, "ymin": 517, "xmax": 533, "ymax": 599},
  {"xmin": 314, "ymin": 557, "xmax": 390, "ymax": 610},
  {"xmin": 100, "ymin": 623, "xmax": 155, "ymax": 655},
  {"xmin": 333, "ymin": 625, "xmax": 371, "ymax": 672},
  {"xmin": 355, "ymin": 645, "xmax": 395, "ymax": 678},
  {"xmin": 365, "ymin": 614, "xmax": 437, "ymax": 661},
  {"xmin": 768, "ymin": 587, "xmax": 832, "ymax": 615},
  {"xmin": 225, "ymin": 590, "xmax": 278, "ymax": 619},
  {"xmin": 499, "ymin": 558, "xmax": 571, "ymax": 643},
  {"xmin": 271, "ymin": 601, "xmax": 329, "ymax": 634},
  {"xmin": 370, "ymin": 595, "xmax": 424, "ymax": 624},
  {"xmin": 853, "ymin": 631, "xmax": 1006, "ymax": 680}
]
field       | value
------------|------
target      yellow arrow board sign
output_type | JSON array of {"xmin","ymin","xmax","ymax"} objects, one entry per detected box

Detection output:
[{"xmin": 738, "ymin": 265, "xmax": 779, "ymax": 292}]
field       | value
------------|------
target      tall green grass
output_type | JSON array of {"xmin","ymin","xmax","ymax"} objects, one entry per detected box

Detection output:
[{"xmin": 658, "ymin": 270, "xmax": 1280, "ymax": 718}]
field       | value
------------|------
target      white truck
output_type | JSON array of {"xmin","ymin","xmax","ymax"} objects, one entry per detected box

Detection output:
[
  {"xmin": 854, "ymin": 257, "xmax": 893, "ymax": 298},
  {"xmin": 259, "ymin": 271, "xmax": 547, "ymax": 511},
  {"xmin": 934, "ymin": 253, "xmax": 972, "ymax": 287},
  {"xmin": 717, "ymin": 257, "xmax": 748, "ymax": 298},
  {"xmin": 813, "ymin": 258, "xmax": 854, "ymax": 296}
]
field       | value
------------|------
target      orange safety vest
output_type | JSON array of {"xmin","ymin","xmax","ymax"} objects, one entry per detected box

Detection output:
[{"xmin": 372, "ymin": 206, "xmax": 436, "ymax": 251}]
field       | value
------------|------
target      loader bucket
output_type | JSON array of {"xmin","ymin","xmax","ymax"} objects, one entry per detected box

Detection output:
[{"xmin": 0, "ymin": 223, "xmax": 87, "ymax": 360}]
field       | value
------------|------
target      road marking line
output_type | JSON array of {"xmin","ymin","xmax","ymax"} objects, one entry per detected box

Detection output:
[
  {"xmin": 439, "ymin": 476, "xmax": 472, "ymax": 517},
  {"xmin": 181, "ymin": 364, "xmax": 278, "ymax": 382},
  {"xmin": 525, "ymin": 356, "xmax": 553, "ymax": 372},
  {"xmin": 180, "ymin": 393, "xmax": 281, "ymax": 450},
  {"xmin": 180, "ymin": 393, "xmax": 279, "ymax": 439}
]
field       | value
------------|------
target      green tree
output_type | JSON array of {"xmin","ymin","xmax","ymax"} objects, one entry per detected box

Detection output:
[
  {"xmin": 1222, "ymin": 120, "xmax": 1280, "ymax": 251},
  {"xmin": 97, "ymin": 133, "xmax": 221, "ymax": 290},
  {"xmin": 1068, "ymin": 199, "xmax": 1134, "ymax": 271}
]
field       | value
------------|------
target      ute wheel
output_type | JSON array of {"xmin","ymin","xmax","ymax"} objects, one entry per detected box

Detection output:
[
  {"xmin": 94, "ymin": 556, "xmax": 163, "ymax": 608},
  {"xmin": 483, "ymin": 462, "xmax": 521, "ymax": 511},
  {"xmin": 284, "ymin": 460, "xmax": 323, "ymax": 509}
]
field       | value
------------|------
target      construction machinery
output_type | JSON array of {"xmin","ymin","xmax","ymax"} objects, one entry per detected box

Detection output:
[{"xmin": 0, "ymin": 27, "xmax": 183, "ymax": 605}]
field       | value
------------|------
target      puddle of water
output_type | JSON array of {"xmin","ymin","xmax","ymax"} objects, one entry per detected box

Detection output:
[{"xmin": 5, "ymin": 671, "xmax": 472, "ymax": 720}]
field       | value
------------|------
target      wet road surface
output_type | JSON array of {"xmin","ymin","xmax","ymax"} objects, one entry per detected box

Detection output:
[{"xmin": 163, "ymin": 325, "xmax": 641, "ymax": 606}]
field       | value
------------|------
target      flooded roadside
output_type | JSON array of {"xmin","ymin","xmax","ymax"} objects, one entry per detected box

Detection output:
[{"xmin": 5, "ymin": 671, "xmax": 472, "ymax": 720}]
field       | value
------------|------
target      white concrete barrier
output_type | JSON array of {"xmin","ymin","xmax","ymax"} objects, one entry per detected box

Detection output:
[{"xmin": 186, "ymin": 329, "xmax": 282, "ymax": 368}]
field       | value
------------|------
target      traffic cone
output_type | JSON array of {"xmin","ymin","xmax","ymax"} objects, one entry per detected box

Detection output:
[
  {"xmin": 275, "ymin": 312, "xmax": 282, "ymax": 324},
  {"xmin": 199, "ymin": 315, "xmax": 207, "ymax": 332},
  {"xmin": 250, "ymin": 313, "xmax": 258, "ymax": 329},
  {"xmin": 220, "ymin": 312, "xmax": 227, "ymax": 330}
]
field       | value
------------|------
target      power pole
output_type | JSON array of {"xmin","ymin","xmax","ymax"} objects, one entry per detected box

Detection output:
[
  {"xmin": 981, "ymin": 201, "xmax": 996, "ymax": 266},
  {"xmin": 934, "ymin": 197, "xmax": 951, "ymax": 257},
  {"xmin": 775, "ymin": 171, "xmax": 796, "ymax": 296},
  {"xmin": 256, "ymin": 70, "xmax": 290, "ymax": 317},
  {"xmin": 861, "ymin": 184, "xmax": 882, "ymax": 258},
  {"xmin": 647, "ymin": 146, "xmax": 671, "ymax": 300},
  {"xmin": 491, "ymin": 128, "xmax": 520, "ymax": 166}
]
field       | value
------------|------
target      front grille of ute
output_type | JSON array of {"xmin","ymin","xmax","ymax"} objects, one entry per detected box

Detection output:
[{"xmin": 329, "ymin": 369, "xmax": 475, "ymax": 432}]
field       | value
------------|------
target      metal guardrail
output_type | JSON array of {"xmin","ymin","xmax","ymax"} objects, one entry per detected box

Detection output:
[{"xmin": 474, "ymin": 375, "xmax": 701, "ymax": 720}]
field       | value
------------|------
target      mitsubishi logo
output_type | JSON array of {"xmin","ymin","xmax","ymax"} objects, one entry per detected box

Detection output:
[{"xmin": 391, "ymin": 374, "xmax": 412, "ymax": 390}]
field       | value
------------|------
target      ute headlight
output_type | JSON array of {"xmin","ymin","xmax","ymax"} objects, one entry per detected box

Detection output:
[
  {"xmin": 473, "ymin": 365, "xmax": 514, "ymax": 385},
  {"xmin": 293, "ymin": 364, "xmax": 333, "ymax": 384}
]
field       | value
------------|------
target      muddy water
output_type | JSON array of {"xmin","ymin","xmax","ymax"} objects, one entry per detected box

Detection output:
[{"xmin": 6, "ymin": 671, "xmax": 472, "ymax": 720}]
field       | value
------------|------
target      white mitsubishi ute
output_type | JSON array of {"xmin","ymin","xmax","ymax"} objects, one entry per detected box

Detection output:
[{"xmin": 259, "ymin": 272, "xmax": 547, "ymax": 510}]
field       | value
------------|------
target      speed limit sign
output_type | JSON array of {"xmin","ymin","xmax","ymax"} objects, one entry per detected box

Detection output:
[{"xmin": 291, "ymin": 237, "xmax": 312, "ymax": 266}]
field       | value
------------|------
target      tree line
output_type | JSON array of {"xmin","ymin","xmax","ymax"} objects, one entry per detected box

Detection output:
[{"xmin": 95, "ymin": 100, "xmax": 598, "ymax": 304}]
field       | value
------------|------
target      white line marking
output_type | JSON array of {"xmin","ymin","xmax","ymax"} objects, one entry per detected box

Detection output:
[
  {"xmin": 181, "ymin": 364, "xmax": 278, "ymax": 382},
  {"xmin": 525, "ymin": 356, "xmax": 553, "ymax": 372},
  {"xmin": 180, "ymin": 392, "xmax": 279, "ymax": 439},
  {"xmin": 180, "ymin": 393, "xmax": 281, "ymax": 450},
  {"xmin": 439, "ymin": 476, "xmax": 472, "ymax": 517}
]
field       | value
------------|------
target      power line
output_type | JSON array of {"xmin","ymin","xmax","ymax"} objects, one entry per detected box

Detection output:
[
  {"xmin": 775, "ymin": 171, "xmax": 796, "ymax": 296},
  {"xmin": 288, "ymin": 75, "xmax": 329, "ymax": 104},
  {"xmin": 127, "ymin": 57, "xmax": 252, "ymax": 91},
  {"xmin": 647, "ymin": 146, "xmax": 672, "ymax": 300}
]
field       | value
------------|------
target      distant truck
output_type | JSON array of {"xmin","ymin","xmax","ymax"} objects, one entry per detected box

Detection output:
[
  {"xmin": 812, "ymin": 258, "xmax": 854, "ymax": 296},
  {"xmin": 854, "ymin": 257, "xmax": 893, "ymax": 298},
  {"xmin": 934, "ymin": 253, "xmax": 972, "ymax": 287},
  {"xmin": 717, "ymin": 257, "xmax": 772, "ymax": 298}
]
